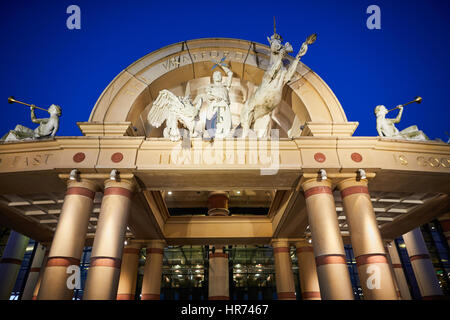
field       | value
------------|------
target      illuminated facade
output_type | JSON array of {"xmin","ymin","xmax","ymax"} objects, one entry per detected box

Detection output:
[{"xmin": 0, "ymin": 38, "xmax": 449, "ymax": 300}]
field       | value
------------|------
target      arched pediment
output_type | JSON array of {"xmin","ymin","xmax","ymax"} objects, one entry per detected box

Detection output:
[{"xmin": 87, "ymin": 38, "xmax": 357, "ymax": 137}]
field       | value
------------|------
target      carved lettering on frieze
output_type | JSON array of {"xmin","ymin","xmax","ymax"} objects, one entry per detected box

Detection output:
[
  {"xmin": 162, "ymin": 51, "xmax": 247, "ymax": 71},
  {"xmin": 9, "ymin": 154, "xmax": 53, "ymax": 168}
]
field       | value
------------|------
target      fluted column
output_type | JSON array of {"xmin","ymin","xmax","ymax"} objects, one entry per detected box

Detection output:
[
  {"xmin": 141, "ymin": 240, "xmax": 165, "ymax": 300},
  {"xmin": 31, "ymin": 247, "xmax": 49, "ymax": 300},
  {"xmin": 0, "ymin": 231, "xmax": 30, "ymax": 300},
  {"xmin": 83, "ymin": 179, "xmax": 134, "ymax": 300},
  {"xmin": 116, "ymin": 243, "xmax": 141, "ymax": 300},
  {"xmin": 337, "ymin": 178, "xmax": 397, "ymax": 300},
  {"xmin": 301, "ymin": 179, "xmax": 354, "ymax": 300},
  {"xmin": 295, "ymin": 240, "xmax": 321, "ymax": 300},
  {"xmin": 38, "ymin": 179, "xmax": 97, "ymax": 300},
  {"xmin": 272, "ymin": 239, "xmax": 296, "ymax": 300},
  {"xmin": 437, "ymin": 213, "xmax": 450, "ymax": 248},
  {"xmin": 386, "ymin": 241, "xmax": 412, "ymax": 300},
  {"xmin": 403, "ymin": 228, "xmax": 444, "ymax": 299},
  {"xmin": 22, "ymin": 243, "xmax": 47, "ymax": 300}
]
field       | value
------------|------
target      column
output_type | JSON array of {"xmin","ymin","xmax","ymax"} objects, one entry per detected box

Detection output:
[
  {"xmin": 31, "ymin": 247, "xmax": 49, "ymax": 300},
  {"xmin": 295, "ymin": 240, "xmax": 321, "ymax": 300},
  {"xmin": 207, "ymin": 192, "xmax": 230, "ymax": 300},
  {"xmin": 337, "ymin": 178, "xmax": 397, "ymax": 300},
  {"xmin": 116, "ymin": 243, "xmax": 141, "ymax": 300},
  {"xmin": 22, "ymin": 243, "xmax": 47, "ymax": 300},
  {"xmin": 207, "ymin": 192, "xmax": 229, "ymax": 216},
  {"xmin": 301, "ymin": 179, "xmax": 354, "ymax": 300},
  {"xmin": 0, "ymin": 231, "xmax": 30, "ymax": 300},
  {"xmin": 271, "ymin": 239, "xmax": 296, "ymax": 300},
  {"xmin": 83, "ymin": 179, "xmax": 134, "ymax": 300},
  {"xmin": 386, "ymin": 241, "xmax": 412, "ymax": 300},
  {"xmin": 403, "ymin": 228, "xmax": 444, "ymax": 299},
  {"xmin": 437, "ymin": 213, "xmax": 450, "ymax": 248},
  {"xmin": 208, "ymin": 246, "xmax": 229, "ymax": 300},
  {"xmin": 141, "ymin": 240, "xmax": 165, "ymax": 300},
  {"xmin": 383, "ymin": 243, "xmax": 402, "ymax": 300},
  {"xmin": 38, "ymin": 179, "xmax": 97, "ymax": 300}
]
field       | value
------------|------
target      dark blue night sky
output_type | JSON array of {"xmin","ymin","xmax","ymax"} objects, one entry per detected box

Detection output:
[{"xmin": 0, "ymin": 0, "xmax": 449, "ymax": 140}]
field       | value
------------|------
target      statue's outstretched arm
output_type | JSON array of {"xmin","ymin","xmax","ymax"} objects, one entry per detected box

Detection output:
[
  {"xmin": 393, "ymin": 106, "xmax": 403, "ymax": 124},
  {"xmin": 220, "ymin": 64, "xmax": 233, "ymax": 89},
  {"xmin": 284, "ymin": 43, "xmax": 307, "ymax": 85},
  {"xmin": 30, "ymin": 107, "xmax": 44, "ymax": 124}
]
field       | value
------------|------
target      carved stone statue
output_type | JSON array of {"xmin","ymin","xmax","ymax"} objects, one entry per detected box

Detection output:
[
  {"xmin": 240, "ymin": 32, "xmax": 316, "ymax": 138},
  {"xmin": 147, "ymin": 89, "xmax": 202, "ymax": 142},
  {"xmin": 1, "ymin": 104, "xmax": 61, "ymax": 142},
  {"xmin": 374, "ymin": 105, "xmax": 429, "ymax": 141},
  {"xmin": 203, "ymin": 64, "xmax": 233, "ymax": 139}
]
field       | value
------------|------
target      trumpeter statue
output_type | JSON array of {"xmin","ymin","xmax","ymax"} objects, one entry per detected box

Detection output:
[
  {"xmin": 1, "ymin": 97, "xmax": 61, "ymax": 142},
  {"xmin": 374, "ymin": 96, "xmax": 429, "ymax": 141}
]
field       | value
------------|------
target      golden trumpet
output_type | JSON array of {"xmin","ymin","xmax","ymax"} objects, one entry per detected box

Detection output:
[
  {"xmin": 8, "ymin": 96, "xmax": 49, "ymax": 113},
  {"xmin": 386, "ymin": 96, "xmax": 422, "ymax": 113}
]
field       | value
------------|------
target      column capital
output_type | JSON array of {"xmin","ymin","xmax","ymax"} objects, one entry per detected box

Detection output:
[
  {"xmin": 271, "ymin": 238, "xmax": 291, "ymax": 249},
  {"xmin": 144, "ymin": 239, "xmax": 166, "ymax": 250},
  {"xmin": 301, "ymin": 178, "xmax": 332, "ymax": 193},
  {"xmin": 66, "ymin": 179, "xmax": 99, "ymax": 193}
]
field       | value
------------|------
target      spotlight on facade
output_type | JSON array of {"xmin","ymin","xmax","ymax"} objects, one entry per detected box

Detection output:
[
  {"xmin": 168, "ymin": 191, "xmax": 173, "ymax": 195},
  {"xmin": 110, "ymin": 169, "xmax": 119, "ymax": 181},
  {"xmin": 357, "ymin": 168, "xmax": 367, "ymax": 180},
  {"xmin": 319, "ymin": 169, "xmax": 327, "ymax": 181},
  {"xmin": 69, "ymin": 169, "xmax": 79, "ymax": 181}
]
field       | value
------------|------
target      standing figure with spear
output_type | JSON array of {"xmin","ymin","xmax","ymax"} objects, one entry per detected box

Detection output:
[{"xmin": 1, "ymin": 96, "xmax": 61, "ymax": 142}]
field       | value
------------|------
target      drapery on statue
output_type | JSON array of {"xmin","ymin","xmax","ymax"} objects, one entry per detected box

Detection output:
[
  {"xmin": 1, "ymin": 97, "xmax": 61, "ymax": 142},
  {"xmin": 147, "ymin": 89, "xmax": 203, "ymax": 142},
  {"xmin": 375, "ymin": 97, "xmax": 429, "ymax": 141},
  {"xmin": 203, "ymin": 63, "xmax": 233, "ymax": 139},
  {"xmin": 240, "ymin": 31, "xmax": 317, "ymax": 138}
]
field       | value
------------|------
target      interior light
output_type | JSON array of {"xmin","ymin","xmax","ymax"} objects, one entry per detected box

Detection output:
[{"xmin": 168, "ymin": 191, "xmax": 172, "ymax": 195}]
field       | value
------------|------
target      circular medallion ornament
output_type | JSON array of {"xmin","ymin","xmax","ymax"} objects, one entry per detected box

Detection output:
[
  {"xmin": 111, "ymin": 152, "xmax": 124, "ymax": 163},
  {"xmin": 73, "ymin": 152, "xmax": 86, "ymax": 163},
  {"xmin": 351, "ymin": 152, "xmax": 363, "ymax": 163},
  {"xmin": 314, "ymin": 152, "xmax": 326, "ymax": 163}
]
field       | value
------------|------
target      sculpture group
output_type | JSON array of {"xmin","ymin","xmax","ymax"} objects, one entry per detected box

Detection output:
[
  {"xmin": 0, "ymin": 28, "xmax": 441, "ymax": 144},
  {"xmin": 147, "ymin": 30, "xmax": 317, "ymax": 141}
]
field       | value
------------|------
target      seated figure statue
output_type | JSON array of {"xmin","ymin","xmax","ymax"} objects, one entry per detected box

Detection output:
[
  {"xmin": 1, "ymin": 104, "xmax": 61, "ymax": 142},
  {"xmin": 374, "ymin": 105, "xmax": 429, "ymax": 141}
]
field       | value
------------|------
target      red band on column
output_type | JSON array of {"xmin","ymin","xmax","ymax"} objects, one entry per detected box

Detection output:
[
  {"xmin": 355, "ymin": 254, "xmax": 388, "ymax": 267},
  {"xmin": 409, "ymin": 254, "xmax": 430, "ymax": 261},
  {"xmin": 46, "ymin": 257, "xmax": 80, "ymax": 267},
  {"xmin": 296, "ymin": 247, "xmax": 314, "ymax": 254},
  {"xmin": 277, "ymin": 292, "xmax": 296, "ymax": 299},
  {"xmin": 392, "ymin": 263, "xmax": 403, "ymax": 268},
  {"xmin": 104, "ymin": 187, "xmax": 132, "ymax": 199},
  {"xmin": 315, "ymin": 254, "xmax": 346, "ymax": 267},
  {"xmin": 146, "ymin": 248, "xmax": 164, "ymax": 255},
  {"xmin": 90, "ymin": 257, "xmax": 121, "ymax": 268},
  {"xmin": 209, "ymin": 296, "xmax": 230, "ymax": 300},
  {"xmin": 340, "ymin": 186, "xmax": 369, "ymax": 198},
  {"xmin": 304, "ymin": 186, "xmax": 332, "ymax": 199},
  {"xmin": 66, "ymin": 187, "xmax": 95, "ymax": 200},
  {"xmin": 116, "ymin": 293, "xmax": 135, "ymax": 300},
  {"xmin": 209, "ymin": 253, "xmax": 228, "ymax": 259},
  {"xmin": 30, "ymin": 267, "xmax": 41, "ymax": 272},
  {"xmin": 0, "ymin": 258, "xmax": 22, "ymax": 265},
  {"xmin": 302, "ymin": 291, "xmax": 321, "ymax": 299},
  {"xmin": 141, "ymin": 294, "xmax": 160, "ymax": 300},
  {"xmin": 273, "ymin": 247, "xmax": 290, "ymax": 254},
  {"xmin": 32, "ymin": 296, "xmax": 37, "ymax": 300},
  {"xmin": 123, "ymin": 248, "xmax": 140, "ymax": 255}
]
